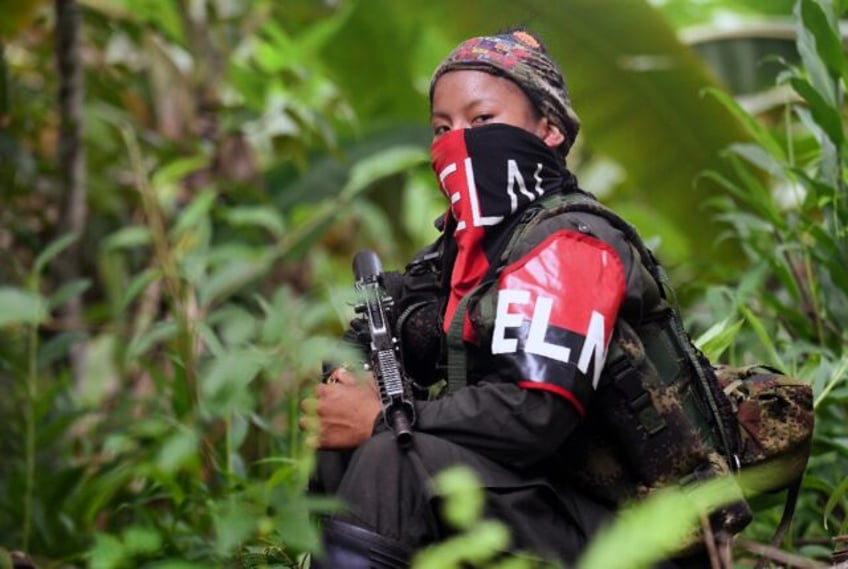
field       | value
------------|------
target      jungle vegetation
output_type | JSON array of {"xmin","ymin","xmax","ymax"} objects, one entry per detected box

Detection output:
[{"xmin": 0, "ymin": 0, "xmax": 846, "ymax": 567}]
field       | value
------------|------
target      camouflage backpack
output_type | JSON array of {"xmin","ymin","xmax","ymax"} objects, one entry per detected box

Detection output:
[
  {"xmin": 713, "ymin": 363, "xmax": 814, "ymax": 550},
  {"xmin": 444, "ymin": 191, "xmax": 813, "ymax": 543},
  {"xmin": 713, "ymin": 364, "xmax": 813, "ymax": 494}
]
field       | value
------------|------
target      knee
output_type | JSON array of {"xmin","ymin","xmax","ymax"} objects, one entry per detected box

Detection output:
[
  {"xmin": 336, "ymin": 432, "xmax": 407, "ymax": 500},
  {"xmin": 342, "ymin": 430, "xmax": 440, "ymax": 485},
  {"xmin": 353, "ymin": 430, "xmax": 455, "ymax": 467},
  {"xmin": 355, "ymin": 431, "xmax": 400, "ymax": 463}
]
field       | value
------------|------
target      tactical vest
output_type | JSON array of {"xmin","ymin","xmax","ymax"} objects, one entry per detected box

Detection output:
[{"xmin": 441, "ymin": 191, "xmax": 754, "ymax": 538}]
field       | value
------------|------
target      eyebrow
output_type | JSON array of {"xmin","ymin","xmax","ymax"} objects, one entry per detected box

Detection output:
[{"xmin": 430, "ymin": 98, "xmax": 491, "ymax": 120}]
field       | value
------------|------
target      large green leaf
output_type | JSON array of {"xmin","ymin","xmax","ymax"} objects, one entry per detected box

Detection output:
[
  {"xmin": 0, "ymin": 287, "xmax": 47, "ymax": 327},
  {"xmin": 315, "ymin": 0, "xmax": 759, "ymax": 278}
]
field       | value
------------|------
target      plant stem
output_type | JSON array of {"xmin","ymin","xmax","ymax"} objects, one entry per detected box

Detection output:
[
  {"xmin": 22, "ymin": 291, "xmax": 38, "ymax": 551},
  {"xmin": 119, "ymin": 123, "xmax": 199, "ymax": 415},
  {"xmin": 289, "ymin": 386, "xmax": 300, "ymax": 459},
  {"xmin": 0, "ymin": 42, "xmax": 8, "ymax": 125},
  {"xmin": 54, "ymin": 0, "xmax": 89, "ymax": 389},
  {"xmin": 800, "ymin": 246, "xmax": 826, "ymax": 347},
  {"xmin": 225, "ymin": 412, "xmax": 232, "ymax": 481}
]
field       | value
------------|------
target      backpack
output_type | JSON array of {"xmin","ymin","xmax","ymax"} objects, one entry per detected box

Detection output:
[
  {"xmin": 443, "ymin": 191, "xmax": 814, "ymax": 546},
  {"xmin": 713, "ymin": 364, "xmax": 813, "ymax": 494},
  {"xmin": 714, "ymin": 363, "xmax": 814, "ymax": 553}
]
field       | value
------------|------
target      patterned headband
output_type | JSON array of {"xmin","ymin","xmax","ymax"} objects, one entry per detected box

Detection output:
[{"xmin": 430, "ymin": 28, "xmax": 580, "ymax": 158}]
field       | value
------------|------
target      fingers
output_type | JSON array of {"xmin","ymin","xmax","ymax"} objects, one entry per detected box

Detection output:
[{"xmin": 299, "ymin": 367, "xmax": 382, "ymax": 450}]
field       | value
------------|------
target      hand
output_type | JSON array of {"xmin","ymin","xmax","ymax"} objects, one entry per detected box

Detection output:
[{"xmin": 299, "ymin": 367, "xmax": 381, "ymax": 450}]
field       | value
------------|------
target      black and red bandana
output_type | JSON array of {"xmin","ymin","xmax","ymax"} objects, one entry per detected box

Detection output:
[{"xmin": 431, "ymin": 123, "xmax": 566, "ymax": 337}]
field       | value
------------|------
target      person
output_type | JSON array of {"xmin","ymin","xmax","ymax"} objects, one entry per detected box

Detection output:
[{"xmin": 301, "ymin": 27, "xmax": 719, "ymax": 568}]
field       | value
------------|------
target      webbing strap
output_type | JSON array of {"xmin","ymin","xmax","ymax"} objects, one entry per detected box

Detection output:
[
  {"xmin": 445, "ymin": 290, "xmax": 477, "ymax": 394},
  {"xmin": 442, "ymin": 193, "xmax": 613, "ymax": 397},
  {"xmin": 754, "ymin": 477, "xmax": 803, "ymax": 569}
]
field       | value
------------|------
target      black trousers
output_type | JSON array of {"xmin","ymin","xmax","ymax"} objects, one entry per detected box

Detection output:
[{"xmin": 312, "ymin": 431, "xmax": 615, "ymax": 565}]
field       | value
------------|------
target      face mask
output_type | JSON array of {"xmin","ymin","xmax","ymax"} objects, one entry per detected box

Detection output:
[{"xmin": 430, "ymin": 123, "xmax": 565, "ymax": 334}]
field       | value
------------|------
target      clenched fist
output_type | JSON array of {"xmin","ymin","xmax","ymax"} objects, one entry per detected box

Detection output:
[{"xmin": 299, "ymin": 368, "xmax": 381, "ymax": 450}]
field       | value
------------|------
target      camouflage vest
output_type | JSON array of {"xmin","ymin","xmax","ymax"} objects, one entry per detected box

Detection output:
[{"xmin": 444, "ymin": 191, "xmax": 755, "ymax": 538}]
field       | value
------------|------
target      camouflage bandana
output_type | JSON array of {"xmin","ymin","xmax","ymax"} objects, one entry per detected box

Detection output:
[{"xmin": 430, "ymin": 28, "xmax": 581, "ymax": 158}]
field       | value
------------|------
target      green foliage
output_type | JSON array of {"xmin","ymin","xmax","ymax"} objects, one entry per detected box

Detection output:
[
  {"xmin": 2, "ymin": 0, "xmax": 847, "ymax": 567},
  {"xmin": 577, "ymin": 477, "xmax": 741, "ymax": 569},
  {"xmin": 657, "ymin": 0, "xmax": 797, "ymax": 29},
  {"xmin": 411, "ymin": 466, "xmax": 779, "ymax": 569},
  {"xmin": 0, "ymin": 0, "xmax": 420, "ymax": 566},
  {"xmin": 703, "ymin": 0, "xmax": 847, "ymax": 365},
  {"xmin": 0, "ymin": 0, "xmax": 49, "ymax": 39},
  {"xmin": 697, "ymin": 0, "xmax": 848, "ymax": 561}
]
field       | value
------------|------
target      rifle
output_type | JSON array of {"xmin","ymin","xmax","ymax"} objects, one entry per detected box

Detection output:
[{"xmin": 352, "ymin": 250, "xmax": 416, "ymax": 448}]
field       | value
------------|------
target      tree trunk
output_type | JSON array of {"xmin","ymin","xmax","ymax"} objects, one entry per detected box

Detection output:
[
  {"xmin": 54, "ymin": 0, "xmax": 87, "ymax": 387},
  {"xmin": 1, "ymin": 43, "xmax": 8, "ymax": 127}
]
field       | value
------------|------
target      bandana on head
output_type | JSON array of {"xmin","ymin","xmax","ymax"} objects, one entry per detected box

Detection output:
[
  {"xmin": 430, "ymin": 28, "xmax": 581, "ymax": 159},
  {"xmin": 431, "ymin": 123, "xmax": 566, "ymax": 337}
]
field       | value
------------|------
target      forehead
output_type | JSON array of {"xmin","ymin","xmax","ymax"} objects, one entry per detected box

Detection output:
[{"xmin": 431, "ymin": 70, "xmax": 532, "ymax": 111}]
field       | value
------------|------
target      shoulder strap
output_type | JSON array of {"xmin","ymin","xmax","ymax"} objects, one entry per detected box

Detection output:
[
  {"xmin": 445, "ymin": 290, "xmax": 477, "ymax": 395},
  {"xmin": 442, "ymin": 196, "xmax": 560, "ymax": 394},
  {"xmin": 753, "ymin": 477, "xmax": 803, "ymax": 569},
  {"xmin": 443, "ymin": 193, "xmax": 592, "ymax": 394},
  {"xmin": 443, "ymin": 192, "xmax": 618, "ymax": 395}
]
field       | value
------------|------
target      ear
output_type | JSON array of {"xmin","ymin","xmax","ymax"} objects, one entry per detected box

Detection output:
[{"xmin": 541, "ymin": 120, "xmax": 565, "ymax": 148}]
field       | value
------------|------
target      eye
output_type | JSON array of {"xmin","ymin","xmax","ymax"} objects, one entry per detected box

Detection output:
[
  {"xmin": 432, "ymin": 123, "xmax": 450, "ymax": 138},
  {"xmin": 471, "ymin": 114, "xmax": 494, "ymax": 126}
]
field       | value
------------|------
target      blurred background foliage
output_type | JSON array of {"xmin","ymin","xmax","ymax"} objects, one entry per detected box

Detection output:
[{"xmin": 0, "ymin": 0, "xmax": 846, "ymax": 567}]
